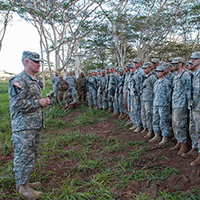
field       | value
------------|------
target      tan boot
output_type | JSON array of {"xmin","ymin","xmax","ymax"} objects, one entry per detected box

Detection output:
[
  {"xmin": 177, "ymin": 143, "xmax": 188, "ymax": 156},
  {"xmin": 133, "ymin": 127, "xmax": 143, "ymax": 133},
  {"xmin": 190, "ymin": 153, "xmax": 200, "ymax": 166},
  {"xmin": 182, "ymin": 148, "xmax": 198, "ymax": 158},
  {"xmin": 121, "ymin": 113, "xmax": 127, "ymax": 119},
  {"xmin": 144, "ymin": 130, "xmax": 154, "ymax": 139},
  {"xmin": 158, "ymin": 136, "xmax": 170, "ymax": 146},
  {"xmin": 149, "ymin": 133, "xmax": 161, "ymax": 143},
  {"xmin": 16, "ymin": 182, "xmax": 41, "ymax": 193},
  {"xmin": 125, "ymin": 115, "xmax": 129, "ymax": 120},
  {"xmin": 125, "ymin": 120, "xmax": 133, "ymax": 126},
  {"xmin": 19, "ymin": 183, "xmax": 42, "ymax": 200},
  {"xmin": 170, "ymin": 141, "xmax": 181, "ymax": 150},
  {"xmin": 140, "ymin": 128, "xmax": 148, "ymax": 134},
  {"xmin": 112, "ymin": 112, "xmax": 119, "ymax": 116},
  {"xmin": 118, "ymin": 112, "xmax": 123, "ymax": 119},
  {"xmin": 105, "ymin": 108, "xmax": 112, "ymax": 114},
  {"xmin": 129, "ymin": 125, "xmax": 137, "ymax": 131}
]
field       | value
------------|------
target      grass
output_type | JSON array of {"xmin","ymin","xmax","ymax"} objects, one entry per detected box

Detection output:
[{"xmin": 1, "ymin": 80, "xmax": 200, "ymax": 199}]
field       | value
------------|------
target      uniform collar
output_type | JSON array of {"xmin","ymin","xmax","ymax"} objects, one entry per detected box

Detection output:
[{"xmin": 23, "ymin": 70, "xmax": 38, "ymax": 81}]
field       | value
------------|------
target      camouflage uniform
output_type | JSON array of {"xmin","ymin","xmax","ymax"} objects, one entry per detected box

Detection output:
[
  {"xmin": 172, "ymin": 70, "xmax": 190, "ymax": 144},
  {"xmin": 66, "ymin": 74, "xmax": 77, "ymax": 101},
  {"xmin": 9, "ymin": 70, "xmax": 43, "ymax": 186},
  {"xmin": 132, "ymin": 67, "xmax": 145, "ymax": 128},
  {"xmin": 77, "ymin": 74, "xmax": 87, "ymax": 103},
  {"xmin": 99, "ymin": 70, "xmax": 108, "ymax": 110},
  {"xmin": 52, "ymin": 75, "xmax": 59, "ymax": 97},
  {"xmin": 106, "ymin": 70, "xmax": 117, "ymax": 109},
  {"xmin": 123, "ymin": 71, "xmax": 131, "ymax": 114},
  {"xmin": 117, "ymin": 69, "xmax": 125, "ymax": 113},
  {"xmin": 114, "ymin": 72, "xmax": 120, "ymax": 114},
  {"xmin": 87, "ymin": 73, "xmax": 98, "ymax": 107},
  {"xmin": 140, "ymin": 71, "xmax": 157, "ymax": 132},
  {"xmin": 96, "ymin": 74, "xmax": 102, "ymax": 109},
  {"xmin": 153, "ymin": 76, "xmax": 171, "ymax": 137},
  {"xmin": 56, "ymin": 77, "xmax": 69, "ymax": 103}
]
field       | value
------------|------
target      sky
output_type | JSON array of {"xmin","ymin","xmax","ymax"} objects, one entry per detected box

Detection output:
[{"xmin": 0, "ymin": 14, "xmax": 40, "ymax": 75}]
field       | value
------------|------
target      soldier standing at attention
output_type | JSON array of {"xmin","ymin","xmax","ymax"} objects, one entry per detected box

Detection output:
[
  {"xmin": 8, "ymin": 51, "xmax": 50, "ymax": 199},
  {"xmin": 77, "ymin": 71, "xmax": 87, "ymax": 104},
  {"xmin": 66, "ymin": 70, "xmax": 77, "ymax": 101},
  {"xmin": 170, "ymin": 57, "xmax": 190, "ymax": 155}
]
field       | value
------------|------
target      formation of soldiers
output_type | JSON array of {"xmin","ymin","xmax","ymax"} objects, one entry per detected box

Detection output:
[{"xmin": 50, "ymin": 51, "xmax": 200, "ymax": 167}]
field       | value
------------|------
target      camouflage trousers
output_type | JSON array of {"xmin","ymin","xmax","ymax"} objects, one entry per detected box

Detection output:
[
  {"xmin": 118, "ymin": 93, "xmax": 123, "ymax": 113},
  {"xmin": 58, "ymin": 90, "xmax": 68, "ymax": 103},
  {"xmin": 68, "ymin": 87, "xmax": 76, "ymax": 101},
  {"xmin": 113, "ymin": 92, "xmax": 119, "ymax": 114},
  {"xmin": 87, "ymin": 89, "xmax": 97, "ymax": 107},
  {"xmin": 122, "ymin": 91, "xmax": 128, "ymax": 114},
  {"xmin": 132, "ymin": 96, "xmax": 142, "ymax": 128},
  {"xmin": 172, "ymin": 107, "xmax": 189, "ymax": 144},
  {"xmin": 107, "ymin": 92, "xmax": 114, "ymax": 108},
  {"xmin": 129, "ymin": 96, "xmax": 136, "ymax": 125},
  {"xmin": 12, "ymin": 129, "xmax": 41, "ymax": 186},
  {"xmin": 53, "ymin": 84, "xmax": 58, "ymax": 97},
  {"xmin": 153, "ymin": 106, "xmax": 170, "ymax": 137},
  {"xmin": 77, "ymin": 88, "xmax": 87, "ymax": 103},
  {"xmin": 189, "ymin": 110, "xmax": 199, "ymax": 151},
  {"xmin": 101, "ymin": 90, "xmax": 108, "ymax": 109},
  {"xmin": 97, "ymin": 88, "xmax": 102, "ymax": 109},
  {"xmin": 141, "ymin": 101, "xmax": 153, "ymax": 131}
]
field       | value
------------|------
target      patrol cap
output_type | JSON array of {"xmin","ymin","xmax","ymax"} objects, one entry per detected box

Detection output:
[
  {"xmin": 168, "ymin": 58, "xmax": 173, "ymax": 62},
  {"xmin": 109, "ymin": 66, "xmax": 114, "ymax": 70},
  {"xmin": 106, "ymin": 66, "xmax": 109, "ymax": 70},
  {"xmin": 186, "ymin": 60, "xmax": 193, "ymax": 65},
  {"xmin": 133, "ymin": 58, "xmax": 141, "ymax": 63},
  {"xmin": 22, "ymin": 51, "xmax": 43, "ymax": 63},
  {"xmin": 155, "ymin": 66, "xmax": 165, "ymax": 72},
  {"xmin": 116, "ymin": 67, "xmax": 119, "ymax": 72},
  {"xmin": 58, "ymin": 74, "xmax": 63, "ymax": 78},
  {"xmin": 119, "ymin": 68, "xmax": 124, "ymax": 72},
  {"xmin": 130, "ymin": 63, "xmax": 135, "ymax": 68},
  {"xmin": 126, "ymin": 63, "xmax": 131, "ymax": 67},
  {"xmin": 50, "ymin": 91, "xmax": 54, "ymax": 95},
  {"xmin": 142, "ymin": 62, "xmax": 152, "ymax": 69},
  {"xmin": 69, "ymin": 70, "xmax": 72, "ymax": 74},
  {"xmin": 98, "ymin": 68, "xmax": 101, "ymax": 72},
  {"xmin": 93, "ymin": 70, "xmax": 97, "ymax": 73},
  {"xmin": 88, "ymin": 70, "xmax": 92, "ymax": 74},
  {"xmin": 162, "ymin": 63, "xmax": 170, "ymax": 68},
  {"xmin": 46, "ymin": 93, "xmax": 51, "ymax": 97},
  {"xmin": 171, "ymin": 57, "xmax": 185, "ymax": 64},
  {"xmin": 190, "ymin": 52, "xmax": 200, "ymax": 59},
  {"xmin": 101, "ymin": 69, "xmax": 106, "ymax": 73},
  {"xmin": 151, "ymin": 58, "xmax": 159, "ymax": 63},
  {"xmin": 55, "ymin": 71, "xmax": 58, "ymax": 74}
]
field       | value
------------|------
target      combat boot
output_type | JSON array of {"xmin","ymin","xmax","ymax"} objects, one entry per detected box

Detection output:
[
  {"xmin": 118, "ymin": 112, "xmax": 123, "ymax": 119},
  {"xmin": 190, "ymin": 153, "xmax": 200, "ymax": 166},
  {"xmin": 129, "ymin": 125, "xmax": 137, "ymax": 131},
  {"xmin": 144, "ymin": 130, "xmax": 154, "ymax": 139},
  {"xmin": 125, "ymin": 120, "xmax": 133, "ymax": 126},
  {"xmin": 177, "ymin": 143, "xmax": 188, "ymax": 156},
  {"xmin": 112, "ymin": 112, "xmax": 119, "ymax": 116},
  {"xmin": 19, "ymin": 183, "xmax": 42, "ymax": 200},
  {"xmin": 133, "ymin": 127, "xmax": 143, "ymax": 133},
  {"xmin": 182, "ymin": 148, "xmax": 198, "ymax": 158},
  {"xmin": 105, "ymin": 108, "xmax": 112, "ymax": 114},
  {"xmin": 149, "ymin": 133, "xmax": 162, "ymax": 143},
  {"xmin": 140, "ymin": 128, "xmax": 148, "ymax": 134},
  {"xmin": 121, "ymin": 113, "xmax": 127, "ymax": 119},
  {"xmin": 170, "ymin": 141, "xmax": 181, "ymax": 150},
  {"xmin": 16, "ymin": 182, "xmax": 41, "ymax": 193},
  {"xmin": 125, "ymin": 115, "xmax": 129, "ymax": 121},
  {"xmin": 158, "ymin": 136, "xmax": 170, "ymax": 146}
]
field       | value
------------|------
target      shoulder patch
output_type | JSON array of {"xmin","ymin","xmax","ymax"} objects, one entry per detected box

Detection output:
[{"xmin": 14, "ymin": 82, "xmax": 23, "ymax": 88}]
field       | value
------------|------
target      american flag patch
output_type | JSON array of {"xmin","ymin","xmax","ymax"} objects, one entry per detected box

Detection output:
[{"xmin": 14, "ymin": 82, "xmax": 22, "ymax": 88}]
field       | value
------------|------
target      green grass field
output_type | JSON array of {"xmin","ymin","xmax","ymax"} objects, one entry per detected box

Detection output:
[{"xmin": 1, "ymin": 80, "xmax": 200, "ymax": 199}]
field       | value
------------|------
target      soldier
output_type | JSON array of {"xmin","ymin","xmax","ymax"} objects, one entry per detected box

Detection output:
[
  {"xmin": 183, "ymin": 52, "xmax": 200, "ymax": 166},
  {"xmin": 186, "ymin": 60, "xmax": 196, "ymax": 73},
  {"xmin": 8, "ymin": 51, "xmax": 50, "ymax": 199},
  {"xmin": 56, "ymin": 74, "xmax": 69, "ymax": 105},
  {"xmin": 52, "ymin": 71, "xmax": 59, "ymax": 101},
  {"xmin": 96, "ymin": 69, "xmax": 103, "ymax": 110},
  {"xmin": 66, "ymin": 70, "xmax": 77, "ymax": 101},
  {"xmin": 163, "ymin": 63, "xmax": 175, "ymax": 84},
  {"xmin": 77, "ymin": 71, "xmax": 87, "ymax": 103},
  {"xmin": 149, "ymin": 66, "xmax": 172, "ymax": 145},
  {"xmin": 105, "ymin": 66, "xmax": 118, "ymax": 114},
  {"xmin": 131, "ymin": 58, "xmax": 145, "ymax": 133},
  {"xmin": 118, "ymin": 68, "xmax": 125, "ymax": 119},
  {"xmin": 140, "ymin": 62, "xmax": 157, "ymax": 138},
  {"xmin": 170, "ymin": 57, "xmax": 190, "ymax": 155},
  {"xmin": 35, "ymin": 73, "xmax": 43, "ymax": 89},
  {"xmin": 86, "ymin": 70, "xmax": 98, "ymax": 108},
  {"xmin": 98, "ymin": 69, "xmax": 108, "ymax": 110}
]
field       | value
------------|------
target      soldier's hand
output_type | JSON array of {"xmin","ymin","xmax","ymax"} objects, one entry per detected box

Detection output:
[
  {"xmin": 106, "ymin": 89, "xmax": 108, "ymax": 93},
  {"xmin": 40, "ymin": 98, "xmax": 50, "ymax": 107}
]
